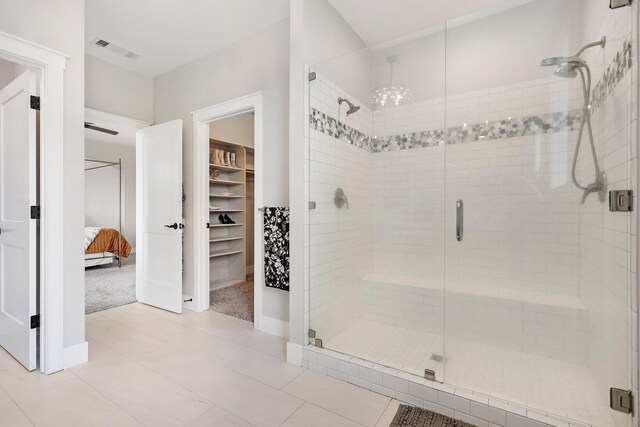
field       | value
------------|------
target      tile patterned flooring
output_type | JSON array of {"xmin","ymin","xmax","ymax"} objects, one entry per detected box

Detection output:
[{"xmin": 0, "ymin": 303, "xmax": 400, "ymax": 427}]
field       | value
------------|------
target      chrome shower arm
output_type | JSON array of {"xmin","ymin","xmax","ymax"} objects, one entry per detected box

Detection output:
[{"xmin": 575, "ymin": 36, "xmax": 606, "ymax": 57}]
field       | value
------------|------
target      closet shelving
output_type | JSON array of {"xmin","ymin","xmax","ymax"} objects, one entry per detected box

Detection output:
[
  {"xmin": 209, "ymin": 139, "xmax": 249, "ymax": 290},
  {"xmin": 210, "ymin": 179, "xmax": 244, "ymax": 185}
]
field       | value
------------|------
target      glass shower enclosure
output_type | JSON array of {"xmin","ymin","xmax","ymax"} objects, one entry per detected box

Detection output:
[{"xmin": 305, "ymin": 1, "xmax": 637, "ymax": 426}]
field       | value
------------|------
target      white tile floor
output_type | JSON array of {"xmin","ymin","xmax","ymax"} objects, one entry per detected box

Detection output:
[
  {"xmin": 324, "ymin": 320, "xmax": 617, "ymax": 427},
  {"xmin": 0, "ymin": 303, "xmax": 404, "ymax": 427}
]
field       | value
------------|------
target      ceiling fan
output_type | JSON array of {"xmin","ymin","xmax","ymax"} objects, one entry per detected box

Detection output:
[{"xmin": 84, "ymin": 122, "xmax": 119, "ymax": 135}]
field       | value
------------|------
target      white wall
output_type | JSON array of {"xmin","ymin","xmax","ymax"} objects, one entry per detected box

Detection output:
[
  {"xmin": 304, "ymin": 0, "xmax": 373, "ymax": 106},
  {"xmin": 210, "ymin": 113, "xmax": 255, "ymax": 147},
  {"xmin": 0, "ymin": 0, "xmax": 86, "ymax": 349},
  {"xmin": 85, "ymin": 141, "xmax": 136, "ymax": 249},
  {"xmin": 371, "ymin": 0, "xmax": 584, "ymax": 103},
  {"xmin": 85, "ymin": 55, "xmax": 154, "ymax": 123},
  {"xmin": 0, "ymin": 58, "xmax": 17, "ymax": 88},
  {"xmin": 154, "ymin": 20, "xmax": 291, "ymax": 321}
]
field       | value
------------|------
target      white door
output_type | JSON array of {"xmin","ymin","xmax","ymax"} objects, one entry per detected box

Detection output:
[
  {"xmin": 136, "ymin": 120, "xmax": 183, "ymax": 313},
  {"xmin": 0, "ymin": 70, "xmax": 38, "ymax": 370}
]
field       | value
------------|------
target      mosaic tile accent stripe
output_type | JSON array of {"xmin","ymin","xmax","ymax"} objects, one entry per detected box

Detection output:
[
  {"xmin": 591, "ymin": 40, "xmax": 633, "ymax": 109},
  {"xmin": 445, "ymin": 110, "xmax": 583, "ymax": 146},
  {"xmin": 311, "ymin": 107, "xmax": 584, "ymax": 153},
  {"xmin": 310, "ymin": 109, "xmax": 372, "ymax": 151},
  {"xmin": 370, "ymin": 129, "xmax": 445, "ymax": 152},
  {"xmin": 310, "ymin": 40, "xmax": 629, "ymax": 153}
]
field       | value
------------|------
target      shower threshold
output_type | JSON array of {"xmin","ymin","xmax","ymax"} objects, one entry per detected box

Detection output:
[{"xmin": 317, "ymin": 320, "xmax": 616, "ymax": 427}]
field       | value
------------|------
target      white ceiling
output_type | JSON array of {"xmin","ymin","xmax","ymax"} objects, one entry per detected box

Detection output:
[
  {"xmin": 327, "ymin": 0, "xmax": 517, "ymax": 48},
  {"xmin": 85, "ymin": 0, "xmax": 290, "ymax": 76}
]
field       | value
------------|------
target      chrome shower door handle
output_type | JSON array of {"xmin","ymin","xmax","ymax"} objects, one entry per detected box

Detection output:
[{"xmin": 456, "ymin": 199, "xmax": 463, "ymax": 242}]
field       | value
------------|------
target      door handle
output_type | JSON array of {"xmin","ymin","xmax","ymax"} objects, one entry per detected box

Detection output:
[
  {"xmin": 456, "ymin": 199, "xmax": 463, "ymax": 242},
  {"xmin": 164, "ymin": 223, "xmax": 178, "ymax": 230}
]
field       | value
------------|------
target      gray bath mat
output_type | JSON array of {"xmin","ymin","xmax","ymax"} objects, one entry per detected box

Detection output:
[{"xmin": 390, "ymin": 405, "xmax": 476, "ymax": 427}]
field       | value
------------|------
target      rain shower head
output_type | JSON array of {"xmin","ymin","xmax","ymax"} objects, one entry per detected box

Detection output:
[{"xmin": 338, "ymin": 97, "xmax": 361, "ymax": 116}]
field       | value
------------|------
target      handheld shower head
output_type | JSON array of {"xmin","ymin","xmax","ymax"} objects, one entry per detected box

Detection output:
[
  {"xmin": 540, "ymin": 36, "xmax": 607, "ymax": 203},
  {"xmin": 338, "ymin": 97, "xmax": 361, "ymax": 116},
  {"xmin": 540, "ymin": 56, "xmax": 587, "ymax": 78},
  {"xmin": 540, "ymin": 57, "xmax": 564, "ymax": 67}
]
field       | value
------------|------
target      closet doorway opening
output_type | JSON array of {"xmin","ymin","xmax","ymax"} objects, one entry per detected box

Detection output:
[
  {"xmin": 209, "ymin": 113, "xmax": 255, "ymax": 322},
  {"xmin": 84, "ymin": 109, "xmax": 150, "ymax": 314},
  {"xmin": 192, "ymin": 92, "xmax": 265, "ymax": 330}
]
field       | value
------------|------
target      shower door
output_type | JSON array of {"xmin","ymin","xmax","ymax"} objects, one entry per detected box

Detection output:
[
  {"xmin": 443, "ymin": 1, "xmax": 634, "ymax": 426},
  {"xmin": 306, "ymin": 30, "xmax": 448, "ymax": 380}
]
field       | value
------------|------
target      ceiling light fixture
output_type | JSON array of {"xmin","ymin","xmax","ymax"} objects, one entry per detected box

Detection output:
[{"xmin": 370, "ymin": 55, "xmax": 413, "ymax": 110}]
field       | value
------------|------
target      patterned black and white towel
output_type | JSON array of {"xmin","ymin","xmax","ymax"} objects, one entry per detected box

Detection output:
[{"xmin": 263, "ymin": 207, "xmax": 290, "ymax": 291}]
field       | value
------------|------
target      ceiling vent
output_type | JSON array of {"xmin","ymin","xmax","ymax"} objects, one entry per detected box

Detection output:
[{"xmin": 90, "ymin": 37, "xmax": 141, "ymax": 60}]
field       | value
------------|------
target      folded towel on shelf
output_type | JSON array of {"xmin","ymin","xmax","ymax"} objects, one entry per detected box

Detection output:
[{"xmin": 263, "ymin": 207, "xmax": 290, "ymax": 291}]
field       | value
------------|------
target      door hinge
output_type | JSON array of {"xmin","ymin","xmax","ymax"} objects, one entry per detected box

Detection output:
[
  {"xmin": 30, "ymin": 95, "xmax": 40, "ymax": 110},
  {"xmin": 610, "ymin": 388, "xmax": 633, "ymax": 414},
  {"xmin": 30, "ymin": 206, "xmax": 41, "ymax": 219},
  {"xmin": 308, "ymin": 201, "xmax": 317, "ymax": 210},
  {"xmin": 609, "ymin": 190, "xmax": 633, "ymax": 212},
  {"xmin": 611, "ymin": 0, "xmax": 632, "ymax": 9},
  {"xmin": 424, "ymin": 369, "xmax": 436, "ymax": 382},
  {"xmin": 309, "ymin": 71, "xmax": 317, "ymax": 82},
  {"xmin": 30, "ymin": 314, "xmax": 40, "ymax": 329}
]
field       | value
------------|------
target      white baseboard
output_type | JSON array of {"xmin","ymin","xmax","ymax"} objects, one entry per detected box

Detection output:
[
  {"xmin": 286, "ymin": 342, "xmax": 303, "ymax": 366},
  {"xmin": 64, "ymin": 341, "xmax": 88, "ymax": 369},
  {"xmin": 259, "ymin": 315, "xmax": 289, "ymax": 338}
]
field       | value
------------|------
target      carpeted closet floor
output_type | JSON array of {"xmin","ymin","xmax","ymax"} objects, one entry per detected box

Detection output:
[
  {"xmin": 85, "ymin": 254, "xmax": 136, "ymax": 314},
  {"xmin": 209, "ymin": 275, "xmax": 254, "ymax": 322}
]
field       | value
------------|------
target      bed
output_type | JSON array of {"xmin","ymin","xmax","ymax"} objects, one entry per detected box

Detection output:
[{"xmin": 84, "ymin": 227, "xmax": 132, "ymax": 268}]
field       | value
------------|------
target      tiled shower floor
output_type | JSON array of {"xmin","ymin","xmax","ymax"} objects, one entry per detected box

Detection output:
[{"xmin": 324, "ymin": 320, "xmax": 617, "ymax": 427}]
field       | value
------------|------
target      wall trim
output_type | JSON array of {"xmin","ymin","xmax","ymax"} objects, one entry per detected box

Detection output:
[
  {"xmin": 0, "ymin": 30, "xmax": 67, "ymax": 375},
  {"xmin": 286, "ymin": 341, "xmax": 303, "ymax": 366},
  {"xmin": 261, "ymin": 315, "xmax": 289, "ymax": 339},
  {"xmin": 63, "ymin": 341, "xmax": 88, "ymax": 369}
]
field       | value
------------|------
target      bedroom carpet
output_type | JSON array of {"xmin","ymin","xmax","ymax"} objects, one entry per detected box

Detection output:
[
  {"xmin": 85, "ymin": 254, "xmax": 136, "ymax": 314},
  {"xmin": 209, "ymin": 275, "xmax": 254, "ymax": 322}
]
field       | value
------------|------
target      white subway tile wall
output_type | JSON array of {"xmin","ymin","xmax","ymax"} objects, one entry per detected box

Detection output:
[
  {"xmin": 308, "ymin": 75, "xmax": 373, "ymax": 341},
  {"xmin": 577, "ymin": 9, "xmax": 637, "ymax": 427}
]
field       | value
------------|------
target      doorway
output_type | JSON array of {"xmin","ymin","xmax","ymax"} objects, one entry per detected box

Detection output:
[
  {"xmin": 192, "ymin": 92, "xmax": 265, "ymax": 330},
  {"xmin": 208, "ymin": 112, "xmax": 255, "ymax": 322},
  {"xmin": 0, "ymin": 31, "xmax": 67, "ymax": 374},
  {"xmin": 83, "ymin": 109, "xmax": 150, "ymax": 314}
]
